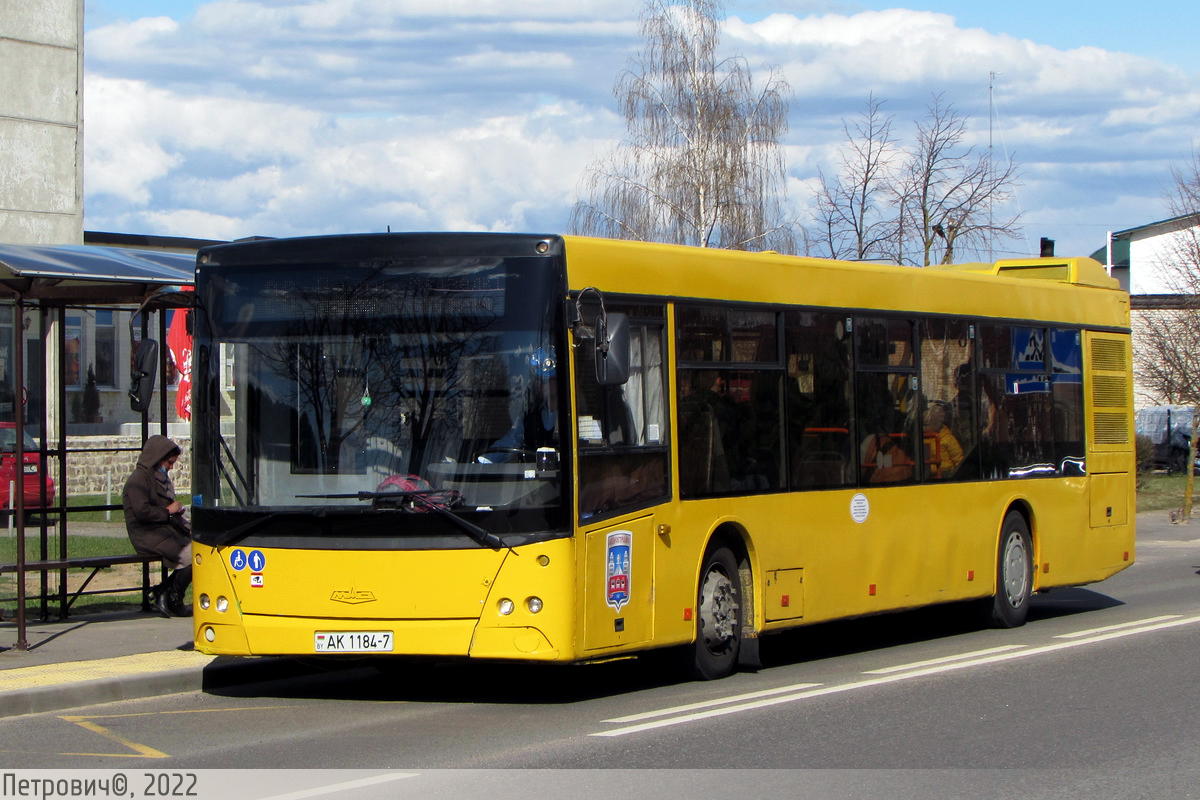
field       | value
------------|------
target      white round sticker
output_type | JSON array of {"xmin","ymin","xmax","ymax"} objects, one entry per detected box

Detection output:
[{"xmin": 850, "ymin": 492, "xmax": 870, "ymax": 524}]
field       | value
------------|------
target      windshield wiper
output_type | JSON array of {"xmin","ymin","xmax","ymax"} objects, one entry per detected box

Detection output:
[
  {"xmin": 195, "ymin": 512, "xmax": 279, "ymax": 548},
  {"xmin": 296, "ymin": 491, "xmax": 510, "ymax": 552}
]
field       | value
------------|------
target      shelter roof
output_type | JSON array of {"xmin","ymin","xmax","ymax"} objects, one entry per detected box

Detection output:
[{"xmin": 0, "ymin": 243, "xmax": 195, "ymax": 304}]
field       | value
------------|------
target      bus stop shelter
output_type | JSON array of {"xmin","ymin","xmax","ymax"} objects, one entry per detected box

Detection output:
[{"xmin": 0, "ymin": 243, "xmax": 196, "ymax": 650}]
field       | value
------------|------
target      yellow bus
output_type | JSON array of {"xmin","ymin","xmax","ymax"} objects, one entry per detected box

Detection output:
[{"xmin": 188, "ymin": 234, "xmax": 1134, "ymax": 679}]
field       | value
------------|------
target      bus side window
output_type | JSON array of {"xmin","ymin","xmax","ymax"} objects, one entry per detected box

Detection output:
[
  {"xmin": 978, "ymin": 324, "xmax": 1056, "ymax": 478},
  {"xmin": 785, "ymin": 310, "xmax": 853, "ymax": 489},
  {"xmin": 919, "ymin": 319, "xmax": 974, "ymax": 481},
  {"xmin": 677, "ymin": 306, "xmax": 784, "ymax": 497},
  {"xmin": 1051, "ymin": 329, "xmax": 1085, "ymax": 475},
  {"xmin": 854, "ymin": 317, "xmax": 918, "ymax": 486},
  {"xmin": 577, "ymin": 317, "xmax": 669, "ymax": 520}
]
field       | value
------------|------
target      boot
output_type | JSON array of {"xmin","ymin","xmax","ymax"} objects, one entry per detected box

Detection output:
[
  {"xmin": 148, "ymin": 582, "xmax": 172, "ymax": 618},
  {"xmin": 166, "ymin": 565, "xmax": 193, "ymax": 617}
]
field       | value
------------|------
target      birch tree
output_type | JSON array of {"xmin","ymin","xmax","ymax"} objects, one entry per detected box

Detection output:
[{"xmin": 571, "ymin": 0, "xmax": 797, "ymax": 252}]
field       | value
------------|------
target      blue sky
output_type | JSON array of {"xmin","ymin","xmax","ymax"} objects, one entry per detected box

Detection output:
[
  {"xmin": 847, "ymin": 1, "xmax": 1199, "ymax": 73},
  {"xmin": 79, "ymin": 0, "xmax": 1200, "ymax": 268}
]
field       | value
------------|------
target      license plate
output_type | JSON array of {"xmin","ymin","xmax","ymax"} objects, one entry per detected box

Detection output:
[{"xmin": 314, "ymin": 631, "xmax": 394, "ymax": 652}]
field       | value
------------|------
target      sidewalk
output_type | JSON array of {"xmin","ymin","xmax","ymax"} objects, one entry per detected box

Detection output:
[{"xmin": 1, "ymin": 511, "xmax": 1194, "ymax": 719}]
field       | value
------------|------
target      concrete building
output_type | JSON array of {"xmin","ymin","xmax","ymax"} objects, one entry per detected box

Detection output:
[{"xmin": 0, "ymin": 0, "xmax": 84, "ymax": 245}]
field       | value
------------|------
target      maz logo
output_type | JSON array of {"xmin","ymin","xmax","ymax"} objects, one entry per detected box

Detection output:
[{"xmin": 330, "ymin": 588, "xmax": 377, "ymax": 605}]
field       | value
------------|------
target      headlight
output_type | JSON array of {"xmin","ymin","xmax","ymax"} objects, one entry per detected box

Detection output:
[
  {"xmin": 216, "ymin": 596, "xmax": 229, "ymax": 613},
  {"xmin": 498, "ymin": 598, "xmax": 515, "ymax": 615},
  {"xmin": 526, "ymin": 597, "xmax": 543, "ymax": 614},
  {"xmin": 199, "ymin": 594, "xmax": 211, "ymax": 610}
]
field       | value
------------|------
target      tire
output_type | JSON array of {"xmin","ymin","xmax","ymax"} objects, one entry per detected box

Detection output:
[
  {"xmin": 984, "ymin": 511, "xmax": 1033, "ymax": 628},
  {"xmin": 688, "ymin": 546, "xmax": 742, "ymax": 680}
]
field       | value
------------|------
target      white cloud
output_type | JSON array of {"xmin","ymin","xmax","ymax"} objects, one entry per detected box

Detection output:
[
  {"xmin": 81, "ymin": 2, "xmax": 1200, "ymax": 260},
  {"xmin": 86, "ymin": 15, "xmax": 179, "ymax": 59}
]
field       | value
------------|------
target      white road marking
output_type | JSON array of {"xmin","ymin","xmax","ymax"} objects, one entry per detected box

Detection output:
[
  {"xmin": 603, "ymin": 682, "xmax": 823, "ymax": 724},
  {"xmin": 593, "ymin": 614, "xmax": 1200, "ymax": 737},
  {"xmin": 863, "ymin": 645, "xmax": 1028, "ymax": 674},
  {"xmin": 1052, "ymin": 614, "xmax": 1182, "ymax": 638}
]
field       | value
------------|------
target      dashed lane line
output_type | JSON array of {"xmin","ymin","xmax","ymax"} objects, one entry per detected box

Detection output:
[
  {"xmin": 593, "ymin": 614, "xmax": 1200, "ymax": 737},
  {"xmin": 862, "ymin": 644, "xmax": 1028, "ymax": 675}
]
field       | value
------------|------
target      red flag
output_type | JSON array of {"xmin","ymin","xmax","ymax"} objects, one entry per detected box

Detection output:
[{"xmin": 166, "ymin": 289, "xmax": 194, "ymax": 421}]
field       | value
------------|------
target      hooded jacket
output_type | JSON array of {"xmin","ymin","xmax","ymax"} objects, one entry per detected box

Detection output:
[{"xmin": 122, "ymin": 435, "xmax": 190, "ymax": 562}]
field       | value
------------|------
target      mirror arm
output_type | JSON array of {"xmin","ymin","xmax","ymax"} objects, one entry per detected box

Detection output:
[{"xmin": 573, "ymin": 287, "xmax": 607, "ymax": 344}]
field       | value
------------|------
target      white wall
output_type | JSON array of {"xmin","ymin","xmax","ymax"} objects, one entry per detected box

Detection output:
[{"xmin": 1128, "ymin": 225, "xmax": 1198, "ymax": 295}]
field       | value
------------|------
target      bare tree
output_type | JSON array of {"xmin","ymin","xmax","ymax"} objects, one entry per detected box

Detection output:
[
  {"xmin": 810, "ymin": 94, "xmax": 899, "ymax": 261},
  {"xmin": 1134, "ymin": 151, "xmax": 1200, "ymax": 521},
  {"xmin": 811, "ymin": 93, "xmax": 1022, "ymax": 266},
  {"xmin": 570, "ymin": 0, "xmax": 797, "ymax": 252},
  {"xmin": 895, "ymin": 94, "xmax": 1022, "ymax": 266}
]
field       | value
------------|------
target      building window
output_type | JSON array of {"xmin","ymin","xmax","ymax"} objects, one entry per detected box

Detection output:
[
  {"xmin": 65, "ymin": 313, "xmax": 82, "ymax": 388},
  {"xmin": 94, "ymin": 309, "xmax": 116, "ymax": 387}
]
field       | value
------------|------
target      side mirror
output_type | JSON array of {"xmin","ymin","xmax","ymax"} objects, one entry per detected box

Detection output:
[
  {"xmin": 595, "ymin": 312, "xmax": 631, "ymax": 386},
  {"xmin": 129, "ymin": 339, "xmax": 159, "ymax": 412}
]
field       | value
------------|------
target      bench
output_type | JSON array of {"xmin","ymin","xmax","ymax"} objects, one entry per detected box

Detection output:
[{"xmin": 0, "ymin": 554, "xmax": 168, "ymax": 619}]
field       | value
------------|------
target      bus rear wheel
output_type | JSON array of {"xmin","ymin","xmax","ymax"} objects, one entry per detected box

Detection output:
[
  {"xmin": 689, "ymin": 546, "xmax": 742, "ymax": 680},
  {"xmin": 983, "ymin": 511, "xmax": 1033, "ymax": 628}
]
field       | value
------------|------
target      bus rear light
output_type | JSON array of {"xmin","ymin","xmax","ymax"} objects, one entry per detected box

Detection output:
[
  {"xmin": 498, "ymin": 598, "xmax": 515, "ymax": 615},
  {"xmin": 526, "ymin": 597, "xmax": 543, "ymax": 614}
]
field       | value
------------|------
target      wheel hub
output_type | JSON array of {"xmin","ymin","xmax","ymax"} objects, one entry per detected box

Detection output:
[
  {"xmin": 1002, "ymin": 532, "xmax": 1029, "ymax": 608},
  {"xmin": 700, "ymin": 568, "xmax": 738, "ymax": 651}
]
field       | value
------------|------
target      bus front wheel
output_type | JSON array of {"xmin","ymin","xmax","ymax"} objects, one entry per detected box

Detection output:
[
  {"xmin": 983, "ymin": 511, "xmax": 1033, "ymax": 628},
  {"xmin": 689, "ymin": 546, "xmax": 742, "ymax": 680}
]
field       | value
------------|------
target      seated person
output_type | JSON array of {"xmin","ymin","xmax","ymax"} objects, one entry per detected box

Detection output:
[
  {"xmin": 860, "ymin": 429, "xmax": 915, "ymax": 483},
  {"xmin": 923, "ymin": 401, "xmax": 964, "ymax": 478},
  {"xmin": 480, "ymin": 347, "xmax": 557, "ymax": 463}
]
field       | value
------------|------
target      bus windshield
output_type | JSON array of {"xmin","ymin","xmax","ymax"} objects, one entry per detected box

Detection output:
[{"xmin": 192, "ymin": 253, "xmax": 566, "ymax": 537}]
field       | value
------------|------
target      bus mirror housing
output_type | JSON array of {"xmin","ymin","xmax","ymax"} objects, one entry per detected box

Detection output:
[
  {"xmin": 595, "ymin": 312, "xmax": 631, "ymax": 386},
  {"xmin": 573, "ymin": 287, "xmax": 630, "ymax": 386},
  {"xmin": 129, "ymin": 338, "xmax": 159, "ymax": 412}
]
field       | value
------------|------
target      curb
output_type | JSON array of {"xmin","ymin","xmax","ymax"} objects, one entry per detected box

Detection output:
[
  {"xmin": 2, "ymin": 666, "xmax": 205, "ymax": 718},
  {"xmin": 0, "ymin": 653, "xmax": 314, "ymax": 719}
]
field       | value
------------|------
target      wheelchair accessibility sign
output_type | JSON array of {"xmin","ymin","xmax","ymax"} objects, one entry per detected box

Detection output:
[{"xmin": 230, "ymin": 548, "xmax": 267, "ymax": 587}]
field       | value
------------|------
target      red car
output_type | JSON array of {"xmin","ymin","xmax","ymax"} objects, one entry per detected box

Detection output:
[{"xmin": 0, "ymin": 422, "xmax": 56, "ymax": 513}]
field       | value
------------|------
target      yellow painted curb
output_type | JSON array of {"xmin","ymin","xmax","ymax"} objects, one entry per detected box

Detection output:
[{"xmin": 0, "ymin": 651, "xmax": 217, "ymax": 693}]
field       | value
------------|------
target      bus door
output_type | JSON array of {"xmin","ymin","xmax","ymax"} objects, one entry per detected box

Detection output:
[{"xmin": 572, "ymin": 303, "xmax": 670, "ymax": 652}]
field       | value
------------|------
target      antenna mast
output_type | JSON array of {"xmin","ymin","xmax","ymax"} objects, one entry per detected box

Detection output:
[{"xmin": 989, "ymin": 71, "xmax": 996, "ymax": 261}]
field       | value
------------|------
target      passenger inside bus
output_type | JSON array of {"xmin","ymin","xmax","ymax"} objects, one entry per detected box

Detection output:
[
  {"xmin": 860, "ymin": 430, "xmax": 915, "ymax": 483},
  {"xmin": 923, "ymin": 401, "xmax": 964, "ymax": 479}
]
